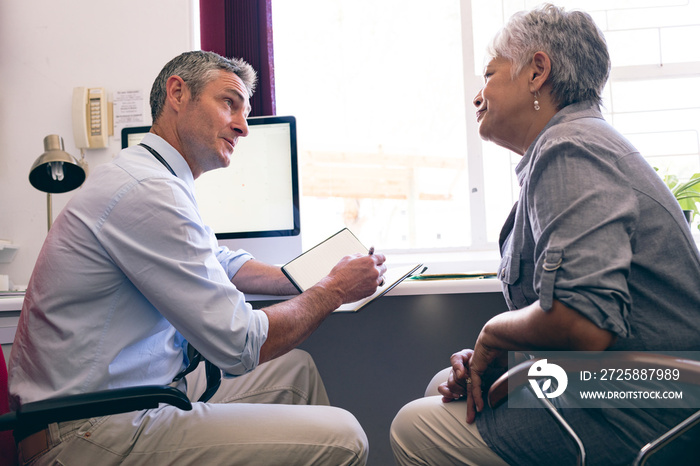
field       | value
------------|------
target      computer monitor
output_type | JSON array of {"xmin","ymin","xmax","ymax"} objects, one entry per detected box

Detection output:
[
  {"xmin": 120, "ymin": 116, "xmax": 302, "ymax": 264},
  {"xmin": 121, "ymin": 126, "xmax": 150, "ymax": 148}
]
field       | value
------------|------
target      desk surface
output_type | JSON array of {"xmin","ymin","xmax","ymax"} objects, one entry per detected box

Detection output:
[{"xmin": 0, "ymin": 295, "xmax": 23, "ymax": 312}]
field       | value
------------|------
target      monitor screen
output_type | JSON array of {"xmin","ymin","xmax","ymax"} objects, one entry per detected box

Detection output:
[
  {"xmin": 121, "ymin": 126, "xmax": 150, "ymax": 148},
  {"xmin": 120, "ymin": 116, "xmax": 302, "ymax": 264}
]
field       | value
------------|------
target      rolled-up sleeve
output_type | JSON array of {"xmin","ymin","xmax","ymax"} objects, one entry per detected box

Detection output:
[
  {"xmin": 215, "ymin": 244, "xmax": 254, "ymax": 280},
  {"xmin": 526, "ymin": 139, "xmax": 637, "ymax": 337}
]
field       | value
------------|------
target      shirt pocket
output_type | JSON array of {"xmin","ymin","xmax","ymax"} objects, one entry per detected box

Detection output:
[{"xmin": 498, "ymin": 253, "xmax": 527, "ymax": 310}]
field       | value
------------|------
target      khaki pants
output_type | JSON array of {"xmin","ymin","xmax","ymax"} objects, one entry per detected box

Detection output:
[
  {"xmin": 390, "ymin": 367, "xmax": 508, "ymax": 466},
  {"xmin": 21, "ymin": 349, "xmax": 368, "ymax": 465}
]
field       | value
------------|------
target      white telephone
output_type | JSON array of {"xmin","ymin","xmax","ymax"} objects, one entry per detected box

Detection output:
[{"xmin": 72, "ymin": 87, "xmax": 109, "ymax": 149}]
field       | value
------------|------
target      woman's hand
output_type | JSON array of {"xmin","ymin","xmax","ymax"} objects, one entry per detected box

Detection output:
[
  {"xmin": 437, "ymin": 342, "xmax": 507, "ymax": 424},
  {"xmin": 437, "ymin": 349, "xmax": 474, "ymax": 402},
  {"xmin": 437, "ymin": 300, "xmax": 616, "ymax": 424},
  {"xmin": 466, "ymin": 338, "xmax": 507, "ymax": 424}
]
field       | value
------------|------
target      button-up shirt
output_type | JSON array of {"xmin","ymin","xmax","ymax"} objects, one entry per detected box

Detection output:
[
  {"xmin": 479, "ymin": 101, "xmax": 700, "ymax": 465},
  {"xmin": 497, "ymin": 101, "xmax": 700, "ymax": 350},
  {"xmin": 9, "ymin": 133, "xmax": 268, "ymax": 409}
]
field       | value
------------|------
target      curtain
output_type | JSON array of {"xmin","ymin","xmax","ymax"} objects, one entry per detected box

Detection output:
[{"xmin": 199, "ymin": 0, "xmax": 276, "ymax": 117}]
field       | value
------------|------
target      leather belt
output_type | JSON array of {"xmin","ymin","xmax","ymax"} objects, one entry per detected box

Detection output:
[{"xmin": 17, "ymin": 428, "xmax": 50, "ymax": 464}]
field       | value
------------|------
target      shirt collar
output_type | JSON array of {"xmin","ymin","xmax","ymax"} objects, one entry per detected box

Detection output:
[
  {"xmin": 139, "ymin": 133, "xmax": 196, "ymax": 190},
  {"xmin": 515, "ymin": 101, "xmax": 604, "ymax": 185}
]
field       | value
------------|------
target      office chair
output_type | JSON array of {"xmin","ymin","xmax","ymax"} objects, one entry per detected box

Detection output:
[
  {"xmin": 0, "ymin": 346, "xmax": 192, "ymax": 466},
  {"xmin": 487, "ymin": 352, "xmax": 700, "ymax": 466}
]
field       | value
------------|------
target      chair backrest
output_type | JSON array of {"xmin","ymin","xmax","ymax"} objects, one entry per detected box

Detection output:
[{"xmin": 0, "ymin": 346, "xmax": 18, "ymax": 466}]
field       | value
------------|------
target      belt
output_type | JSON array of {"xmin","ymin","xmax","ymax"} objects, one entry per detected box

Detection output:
[{"xmin": 17, "ymin": 428, "xmax": 50, "ymax": 464}]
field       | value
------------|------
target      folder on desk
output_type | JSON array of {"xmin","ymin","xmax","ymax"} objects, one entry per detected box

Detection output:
[
  {"xmin": 282, "ymin": 228, "xmax": 422, "ymax": 312},
  {"xmin": 409, "ymin": 272, "xmax": 497, "ymax": 281}
]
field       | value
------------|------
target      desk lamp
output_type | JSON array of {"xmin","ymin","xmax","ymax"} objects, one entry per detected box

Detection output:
[{"xmin": 29, "ymin": 134, "xmax": 86, "ymax": 231}]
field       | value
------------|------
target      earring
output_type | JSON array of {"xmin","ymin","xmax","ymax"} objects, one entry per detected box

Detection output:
[{"xmin": 534, "ymin": 92, "xmax": 541, "ymax": 111}]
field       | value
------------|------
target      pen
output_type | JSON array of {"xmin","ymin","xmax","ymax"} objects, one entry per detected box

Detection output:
[{"xmin": 367, "ymin": 246, "xmax": 384, "ymax": 286}]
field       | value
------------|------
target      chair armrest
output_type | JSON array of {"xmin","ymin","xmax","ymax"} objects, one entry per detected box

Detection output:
[
  {"xmin": 488, "ymin": 359, "xmax": 536, "ymax": 409},
  {"xmin": 5, "ymin": 385, "xmax": 191, "ymax": 440}
]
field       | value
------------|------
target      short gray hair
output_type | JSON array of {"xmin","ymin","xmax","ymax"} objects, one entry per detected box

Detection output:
[
  {"xmin": 487, "ymin": 3, "xmax": 610, "ymax": 108},
  {"xmin": 150, "ymin": 50, "xmax": 257, "ymax": 122}
]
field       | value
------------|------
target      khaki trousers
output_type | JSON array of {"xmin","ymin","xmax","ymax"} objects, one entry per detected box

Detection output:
[
  {"xmin": 390, "ymin": 367, "xmax": 509, "ymax": 465},
  {"xmin": 21, "ymin": 349, "xmax": 368, "ymax": 465}
]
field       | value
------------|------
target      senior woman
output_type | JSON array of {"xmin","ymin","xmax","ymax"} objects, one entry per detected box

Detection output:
[{"xmin": 390, "ymin": 4, "xmax": 700, "ymax": 465}]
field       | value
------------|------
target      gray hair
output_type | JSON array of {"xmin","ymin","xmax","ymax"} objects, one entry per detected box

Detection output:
[
  {"xmin": 150, "ymin": 50, "xmax": 257, "ymax": 122},
  {"xmin": 487, "ymin": 4, "xmax": 610, "ymax": 108}
]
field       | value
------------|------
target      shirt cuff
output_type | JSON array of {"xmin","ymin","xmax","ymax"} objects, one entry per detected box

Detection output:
[{"xmin": 216, "ymin": 246, "xmax": 254, "ymax": 280}]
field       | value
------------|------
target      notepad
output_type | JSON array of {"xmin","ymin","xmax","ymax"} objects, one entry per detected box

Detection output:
[{"xmin": 282, "ymin": 228, "xmax": 422, "ymax": 312}]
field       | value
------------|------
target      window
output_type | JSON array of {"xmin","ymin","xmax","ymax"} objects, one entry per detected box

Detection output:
[
  {"xmin": 272, "ymin": 0, "xmax": 472, "ymax": 251},
  {"xmin": 271, "ymin": 0, "xmax": 700, "ymax": 252}
]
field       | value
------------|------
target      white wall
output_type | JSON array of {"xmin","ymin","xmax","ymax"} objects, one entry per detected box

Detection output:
[{"xmin": 0, "ymin": 0, "xmax": 196, "ymax": 287}]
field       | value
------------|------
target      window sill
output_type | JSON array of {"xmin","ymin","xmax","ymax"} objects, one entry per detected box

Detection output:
[
  {"xmin": 246, "ymin": 248, "xmax": 503, "ymax": 301},
  {"xmin": 386, "ymin": 248, "xmax": 500, "ymax": 274},
  {"xmin": 387, "ymin": 275, "xmax": 501, "ymax": 295}
]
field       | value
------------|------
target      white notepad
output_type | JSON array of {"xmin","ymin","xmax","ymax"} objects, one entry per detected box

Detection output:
[{"xmin": 281, "ymin": 228, "xmax": 422, "ymax": 312}]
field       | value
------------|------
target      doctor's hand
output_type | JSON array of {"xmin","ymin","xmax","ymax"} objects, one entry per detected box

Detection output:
[{"xmin": 322, "ymin": 251, "xmax": 387, "ymax": 304}]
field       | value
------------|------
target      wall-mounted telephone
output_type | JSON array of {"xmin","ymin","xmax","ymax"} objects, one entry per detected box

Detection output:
[{"xmin": 72, "ymin": 87, "xmax": 109, "ymax": 149}]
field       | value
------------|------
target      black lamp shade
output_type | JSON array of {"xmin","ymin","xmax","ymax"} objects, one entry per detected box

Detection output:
[{"xmin": 29, "ymin": 135, "xmax": 86, "ymax": 193}]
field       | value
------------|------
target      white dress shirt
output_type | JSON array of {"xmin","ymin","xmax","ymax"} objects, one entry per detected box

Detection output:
[{"xmin": 9, "ymin": 133, "xmax": 269, "ymax": 409}]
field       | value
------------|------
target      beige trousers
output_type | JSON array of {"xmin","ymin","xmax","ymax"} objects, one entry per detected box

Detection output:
[
  {"xmin": 23, "ymin": 349, "xmax": 368, "ymax": 465},
  {"xmin": 390, "ymin": 367, "xmax": 509, "ymax": 466}
]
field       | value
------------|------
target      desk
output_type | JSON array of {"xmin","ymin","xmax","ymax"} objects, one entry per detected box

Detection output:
[
  {"xmin": 0, "ymin": 295, "xmax": 22, "ymax": 343},
  {"xmin": 0, "ymin": 295, "xmax": 23, "ymax": 366},
  {"xmin": 253, "ymin": 280, "xmax": 508, "ymax": 466},
  {"xmin": 1, "ymin": 280, "xmax": 507, "ymax": 466}
]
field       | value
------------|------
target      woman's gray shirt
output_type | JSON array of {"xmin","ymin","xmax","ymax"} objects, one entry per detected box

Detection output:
[{"xmin": 478, "ymin": 101, "xmax": 700, "ymax": 465}]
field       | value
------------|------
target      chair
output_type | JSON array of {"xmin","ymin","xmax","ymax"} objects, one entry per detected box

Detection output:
[
  {"xmin": 487, "ymin": 352, "xmax": 700, "ymax": 466},
  {"xmin": 0, "ymin": 345, "xmax": 192, "ymax": 465}
]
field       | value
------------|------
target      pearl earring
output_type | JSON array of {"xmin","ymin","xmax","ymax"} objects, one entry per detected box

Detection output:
[{"xmin": 534, "ymin": 92, "xmax": 540, "ymax": 111}]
